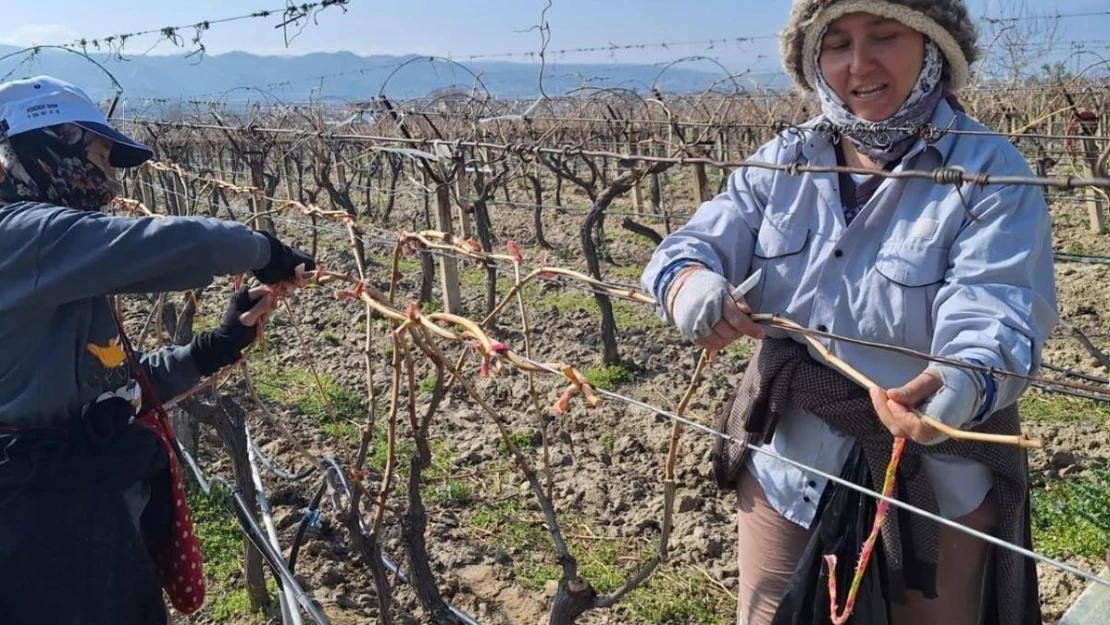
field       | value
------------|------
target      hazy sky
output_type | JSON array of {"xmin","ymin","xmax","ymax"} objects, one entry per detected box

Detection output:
[{"xmin": 0, "ymin": 0, "xmax": 1106, "ymax": 76}]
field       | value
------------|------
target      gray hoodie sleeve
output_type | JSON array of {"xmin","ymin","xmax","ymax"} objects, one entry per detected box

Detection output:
[
  {"xmin": 19, "ymin": 202, "xmax": 272, "ymax": 306},
  {"xmin": 2, "ymin": 202, "xmax": 274, "ymax": 414}
]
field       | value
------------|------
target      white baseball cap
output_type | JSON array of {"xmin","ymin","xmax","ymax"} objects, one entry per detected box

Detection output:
[{"xmin": 0, "ymin": 75, "xmax": 153, "ymax": 168}]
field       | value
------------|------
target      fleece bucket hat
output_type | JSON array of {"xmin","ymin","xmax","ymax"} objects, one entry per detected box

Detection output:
[{"xmin": 778, "ymin": 0, "xmax": 980, "ymax": 93}]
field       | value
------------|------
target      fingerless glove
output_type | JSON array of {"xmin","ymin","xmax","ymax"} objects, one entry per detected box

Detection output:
[
  {"xmin": 252, "ymin": 231, "xmax": 315, "ymax": 285},
  {"xmin": 190, "ymin": 287, "xmax": 259, "ymax": 376}
]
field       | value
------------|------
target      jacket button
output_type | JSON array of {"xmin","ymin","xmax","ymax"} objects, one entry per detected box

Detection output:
[{"xmin": 834, "ymin": 249, "xmax": 843, "ymax": 257}]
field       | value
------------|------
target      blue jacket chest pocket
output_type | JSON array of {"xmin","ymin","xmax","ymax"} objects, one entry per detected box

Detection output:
[
  {"xmin": 873, "ymin": 240, "xmax": 950, "ymax": 352},
  {"xmin": 751, "ymin": 221, "xmax": 809, "ymax": 312}
]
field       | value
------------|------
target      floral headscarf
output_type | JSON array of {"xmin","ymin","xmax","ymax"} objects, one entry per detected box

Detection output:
[{"xmin": 0, "ymin": 123, "xmax": 119, "ymax": 211}]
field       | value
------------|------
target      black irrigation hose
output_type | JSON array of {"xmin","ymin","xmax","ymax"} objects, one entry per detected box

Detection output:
[
  {"xmin": 289, "ymin": 477, "xmax": 328, "ymax": 574},
  {"xmin": 1032, "ymin": 380, "xmax": 1110, "ymax": 404},
  {"xmin": 1042, "ymin": 362, "xmax": 1110, "ymax": 386},
  {"xmin": 1054, "ymin": 252, "xmax": 1110, "ymax": 265},
  {"xmin": 213, "ymin": 476, "xmax": 333, "ymax": 625},
  {"xmin": 250, "ymin": 438, "xmax": 317, "ymax": 481},
  {"xmin": 316, "ymin": 456, "xmax": 480, "ymax": 625},
  {"xmin": 1033, "ymin": 362, "xmax": 1110, "ymax": 404},
  {"xmin": 175, "ymin": 443, "xmax": 332, "ymax": 625},
  {"xmin": 243, "ymin": 438, "xmax": 322, "ymax": 574}
]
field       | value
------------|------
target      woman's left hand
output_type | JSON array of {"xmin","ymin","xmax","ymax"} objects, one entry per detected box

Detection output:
[{"xmin": 869, "ymin": 371, "xmax": 944, "ymax": 443}]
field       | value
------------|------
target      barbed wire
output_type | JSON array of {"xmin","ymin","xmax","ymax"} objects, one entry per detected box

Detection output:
[
  {"xmin": 129, "ymin": 160, "xmax": 1110, "ymax": 408},
  {"xmin": 983, "ymin": 9, "xmax": 1110, "ymax": 24},
  {"xmin": 116, "ymin": 95, "xmax": 1110, "ymax": 145},
  {"xmin": 25, "ymin": 0, "xmax": 351, "ymax": 59},
  {"xmin": 128, "ymin": 161, "xmax": 1110, "ymax": 404},
  {"xmin": 120, "ymin": 120, "xmax": 1110, "ymax": 191},
  {"xmin": 447, "ymin": 35, "xmax": 779, "ymax": 63}
]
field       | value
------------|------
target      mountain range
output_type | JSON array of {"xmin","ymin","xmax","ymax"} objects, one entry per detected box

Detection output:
[{"xmin": 0, "ymin": 44, "xmax": 791, "ymax": 109}]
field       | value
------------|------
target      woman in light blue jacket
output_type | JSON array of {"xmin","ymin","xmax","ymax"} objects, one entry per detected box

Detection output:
[{"xmin": 641, "ymin": 1, "xmax": 1057, "ymax": 624}]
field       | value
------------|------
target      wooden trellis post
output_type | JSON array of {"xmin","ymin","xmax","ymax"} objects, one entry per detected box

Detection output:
[
  {"xmin": 434, "ymin": 180, "xmax": 462, "ymax": 315},
  {"xmin": 139, "ymin": 166, "xmax": 156, "ymax": 213},
  {"xmin": 628, "ymin": 133, "xmax": 644, "ymax": 215},
  {"xmin": 250, "ymin": 189, "xmax": 263, "ymax": 232},
  {"xmin": 1081, "ymin": 117, "xmax": 1106, "ymax": 234},
  {"xmin": 334, "ymin": 152, "xmax": 348, "ymax": 202},
  {"xmin": 282, "ymin": 156, "xmax": 297, "ymax": 203},
  {"xmin": 691, "ymin": 152, "xmax": 708, "ymax": 206},
  {"xmin": 172, "ymin": 170, "xmax": 190, "ymax": 216},
  {"xmin": 453, "ymin": 153, "xmax": 474, "ymax": 238}
]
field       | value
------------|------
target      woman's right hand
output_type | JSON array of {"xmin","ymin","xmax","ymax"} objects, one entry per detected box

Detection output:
[{"xmin": 667, "ymin": 267, "xmax": 764, "ymax": 350}]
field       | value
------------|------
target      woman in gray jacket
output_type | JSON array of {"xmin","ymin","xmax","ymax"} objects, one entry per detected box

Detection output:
[
  {"xmin": 642, "ymin": 2, "xmax": 1057, "ymax": 624},
  {"xmin": 0, "ymin": 75, "xmax": 314, "ymax": 624}
]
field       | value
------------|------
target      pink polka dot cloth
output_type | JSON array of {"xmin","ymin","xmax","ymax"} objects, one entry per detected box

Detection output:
[{"xmin": 136, "ymin": 410, "xmax": 206, "ymax": 614}]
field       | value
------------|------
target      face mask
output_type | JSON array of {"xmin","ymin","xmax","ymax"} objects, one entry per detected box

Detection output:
[{"xmin": 0, "ymin": 123, "xmax": 118, "ymax": 211}]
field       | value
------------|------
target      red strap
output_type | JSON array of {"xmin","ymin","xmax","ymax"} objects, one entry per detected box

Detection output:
[{"xmin": 112, "ymin": 308, "xmax": 207, "ymax": 614}]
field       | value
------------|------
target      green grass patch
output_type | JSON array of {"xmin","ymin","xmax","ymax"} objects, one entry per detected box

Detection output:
[
  {"xmin": 320, "ymin": 328, "xmax": 341, "ymax": 346},
  {"xmin": 248, "ymin": 358, "xmax": 466, "ymax": 489},
  {"xmin": 541, "ymin": 291, "xmax": 595, "ymax": 316},
  {"xmin": 497, "ymin": 429, "xmax": 537, "ymax": 456},
  {"xmin": 549, "ymin": 245, "xmax": 577, "ymax": 263},
  {"xmin": 376, "ymin": 255, "xmax": 421, "ymax": 275},
  {"xmin": 420, "ymin": 438, "xmax": 473, "ymax": 508},
  {"xmin": 1032, "ymin": 467, "xmax": 1110, "ymax": 560},
  {"xmin": 249, "ymin": 360, "xmax": 434, "ymax": 478},
  {"xmin": 426, "ymin": 478, "xmax": 474, "ymax": 507},
  {"xmin": 188, "ymin": 483, "xmax": 274, "ymax": 623},
  {"xmin": 367, "ymin": 428, "xmax": 418, "ymax": 475},
  {"xmin": 631, "ymin": 571, "xmax": 730, "ymax": 625},
  {"xmin": 469, "ymin": 497, "xmax": 547, "ymax": 553},
  {"xmin": 605, "ymin": 225, "xmax": 661, "ymax": 252},
  {"xmin": 613, "ymin": 300, "xmax": 657, "ymax": 330},
  {"xmin": 465, "ymin": 496, "xmax": 730, "ymax": 624},
  {"xmin": 609, "ymin": 264, "xmax": 647, "ymax": 283},
  {"xmin": 540, "ymin": 291, "xmax": 657, "ymax": 331},
  {"xmin": 459, "ymin": 266, "xmax": 516, "ymax": 295},
  {"xmin": 417, "ymin": 375, "xmax": 439, "ymax": 397},
  {"xmin": 585, "ymin": 361, "xmax": 643, "ymax": 390},
  {"xmin": 249, "ymin": 361, "xmax": 362, "ymax": 421},
  {"xmin": 1018, "ymin": 392, "xmax": 1110, "ymax": 424},
  {"xmin": 253, "ymin": 362, "xmax": 364, "ymax": 445},
  {"xmin": 600, "ymin": 432, "xmax": 616, "ymax": 455},
  {"xmin": 723, "ymin": 338, "xmax": 753, "ymax": 360},
  {"xmin": 191, "ymin": 310, "xmax": 221, "ymax": 333}
]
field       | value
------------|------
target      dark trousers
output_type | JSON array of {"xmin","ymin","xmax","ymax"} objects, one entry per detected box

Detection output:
[{"xmin": 0, "ymin": 398, "xmax": 173, "ymax": 625}]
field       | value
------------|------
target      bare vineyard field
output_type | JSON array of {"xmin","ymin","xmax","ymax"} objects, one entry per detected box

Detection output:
[{"xmin": 107, "ymin": 79, "xmax": 1110, "ymax": 625}]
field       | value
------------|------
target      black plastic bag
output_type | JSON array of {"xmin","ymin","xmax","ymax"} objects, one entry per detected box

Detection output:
[{"xmin": 771, "ymin": 443, "xmax": 892, "ymax": 625}]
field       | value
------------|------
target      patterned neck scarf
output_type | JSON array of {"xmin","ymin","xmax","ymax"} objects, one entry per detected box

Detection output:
[
  {"xmin": 814, "ymin": 33, "xmax": 946, "ymax": 167},
  {"xmin": 0, "ymin": 123, "xmax": 119, "ymax": 211}
]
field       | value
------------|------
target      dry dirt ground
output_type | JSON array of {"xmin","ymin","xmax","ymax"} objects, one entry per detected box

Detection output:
[{"xmin": 165, "ymin": 172, "xmax": 1110, "ymax": 625}]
